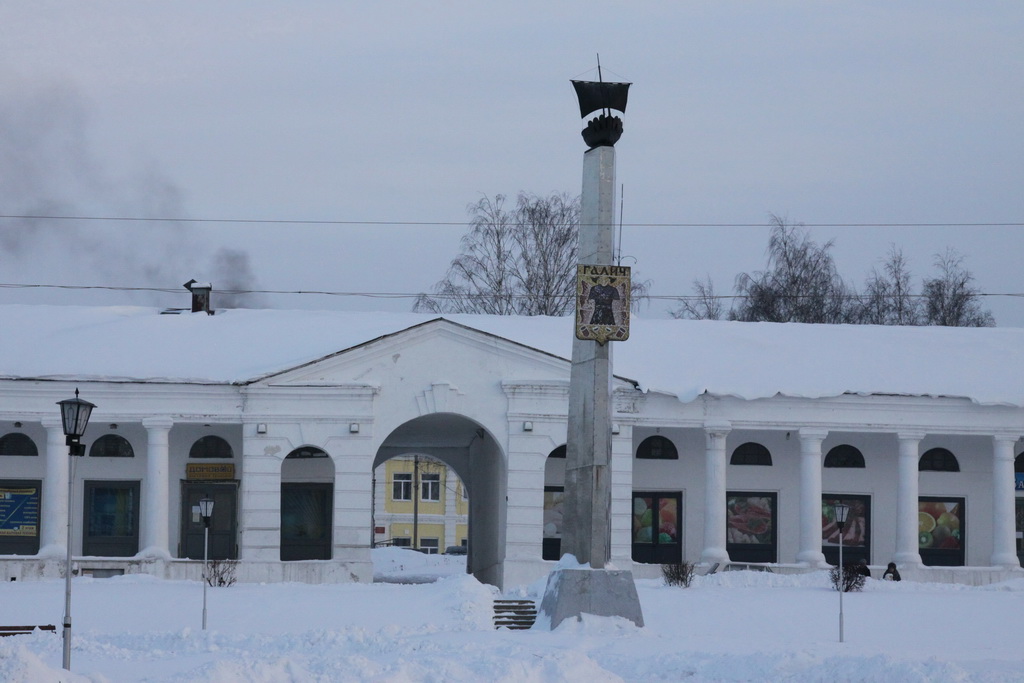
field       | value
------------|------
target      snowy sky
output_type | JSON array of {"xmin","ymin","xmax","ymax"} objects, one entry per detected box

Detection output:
[{"xmin": 1, "ymin": 3, "xmax": 1022, "ymax": 324}]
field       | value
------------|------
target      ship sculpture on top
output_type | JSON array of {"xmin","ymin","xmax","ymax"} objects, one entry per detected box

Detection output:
[{"xmin": 570, "ymin": 59, "xmax": 630, "ymax": 149}]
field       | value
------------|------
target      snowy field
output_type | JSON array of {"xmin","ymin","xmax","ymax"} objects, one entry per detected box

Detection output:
[{"xmin": 2, "ymin": 549, "xmax": 1023, "ymax": 682}]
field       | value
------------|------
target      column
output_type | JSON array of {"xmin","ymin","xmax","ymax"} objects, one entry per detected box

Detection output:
[
  {"xmin": 141, "ymin": 417, "xmax": 173, "ymax": 558},
  {"xmin": 894, "ymin": 432, "xmax": 924, "ymax": 566},
  {"xmin": 797, "ymin": 429, "xmax": 828, "ymax": 566},
  {"xmin": 700, "ymin": 422, "xmax": 730, "ymax": 565},
  {"xmin": 39, "ymin": 417, "xmax": 69, "ymax": 557},
  {"xmin": 991, "ymin": 434, "xmax": 1020, "ymax": 568}
]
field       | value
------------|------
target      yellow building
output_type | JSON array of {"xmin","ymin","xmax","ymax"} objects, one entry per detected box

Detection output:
[{"xmin": 374, "ymin": 456, "xmax": 468, "ymax": 554}]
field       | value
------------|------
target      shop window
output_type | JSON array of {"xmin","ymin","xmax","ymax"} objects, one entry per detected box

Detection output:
[
  {"xmin": 0, "ymin": 479, "xmax": 42, "ymax": 555},
  {"xmin": 824, "ymin": 445, "xmax": 865, "ymax": 468},
  {"xmin": 822, "ymin": 494, "xmax": 871, "ymax": 565},
  {"xmin": 632, "ymin": 491, "xmax": 682, "ymax": 564},
  {"xmin": 543, "ymin": 486, "xmax": 565, "ymax": 561},
  {"xmin": 548, "ymin": 445, "xmax": 566, "ymax": 458},
  {"xmin": 1014, "ymin": 453, "xmax": 1024, "ymax": 473},
  {"xmin": 392, "ymin": 537, "xmax": 411, "ymax": 548},
  {"xmin": 189, "ymin": 436, "xmax": 233, "ymax": 459},
  {"xmin": 280, "ymin": 482, "xmax": 333, "ymax": 561},
  {"xmin": 83, "ymin": 480, "xmax": 140, "ymax": 557},
  {"xmin": 0, "ymin": 433, "xmax": 38, "ymax": 456},
  {"xmin": 919, "ymin": 497, "xmax": 965, "ymax": 566},
  {"xmin": 420, "ymin": 538, "xmax": 439, "ymax": 554},
  {"xmin": 636, "ymin": 435, "xmax": 678, "ymax": 460},
  {"xmin": 730, "ymin": 442, "xmax": 772, "ymax": 466},
  {"xmin": 919, "ymin": 448, "xmax": 959, "ymax": 472},
  {"xmin": 421, "ymin": 473, "xmax": 440, "ymax": 501},
  {"xmin": 393, "ymin": 473, "xmax": 413, "ymax": 501},
  {"xmin": 89, "ymin": 434, "xmax": 134, "ymax": 458},
  {"xmin": 726, "ymin": 492, "xmax": 778, "ymax": 563}
]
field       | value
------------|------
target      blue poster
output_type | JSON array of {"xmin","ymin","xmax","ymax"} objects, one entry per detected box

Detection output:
[{"xmin": 0, "ymin": 486, "xmax": 40, "ymax": 537}]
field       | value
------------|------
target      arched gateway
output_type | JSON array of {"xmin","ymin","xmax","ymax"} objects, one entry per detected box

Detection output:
[{"xmin": 373, "ymin": 414, "xmax": 506, "ymax": 587}]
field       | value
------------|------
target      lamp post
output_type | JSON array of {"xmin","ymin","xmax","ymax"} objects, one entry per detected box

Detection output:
[
  {"xmin": 833, "ymin": 502, "xmax": 851, "ymax": 643},
  {"xmin": 198, "ymin": 497, "xmax": 214, "ymax": 630},
  {"xmin": 56, "ymin": 389, "xmax": 95, "ymax": 671}
]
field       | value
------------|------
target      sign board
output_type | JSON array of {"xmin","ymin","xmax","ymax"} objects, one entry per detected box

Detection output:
[
  {"xmin": 575, "ymin": 264, "xmax": 631, "ymax": 344},
  {"xmin": 186, "ymin": 463, "xmax": 236, "ymax": 480},
  {"xmin": 0, "ymin": 485, "xmax": 40, "ymax": 537},
  {"xmin": 1016, "ymin": 474, "xmax": 1024, "ymax": 491}
]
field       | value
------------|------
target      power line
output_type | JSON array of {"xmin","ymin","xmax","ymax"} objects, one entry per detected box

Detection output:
[
  {"xmin": 2, "ymin": 281, "xmax": 1023, "ymax": 302},
  {"xmin": 1, "ymin": 213, "xmax": 1022, "ymax": 229}
]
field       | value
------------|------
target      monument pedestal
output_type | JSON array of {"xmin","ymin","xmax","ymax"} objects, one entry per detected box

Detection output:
[{"xmin": 537, "ymin": 567, "xmax": 644, "ymax": 629}]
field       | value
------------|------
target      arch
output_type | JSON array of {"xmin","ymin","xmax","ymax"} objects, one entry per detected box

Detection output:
[
  {"xmin": 730, "ymin": 442, "xmax": 772, "ymax": 466},
  {"xmin": 280, "ymin": 445, "xmax": 335, "ymax": 560},
  {"xmin": 824, "ymin": 444, "xmax": 865, "ymax": 468},
  {"xmin": 89, "ymin": 434, "xmax": 134, "ymax": 458},
  {"xmin": 373, "ymin": 413, "xmax": 506, "ymax": 588},
  {"xmin": 189, "ymin": 435, "xmax": 233, "ymax": 459},
  {"xmin": 636, "ymin": 435, "xmax": 678, "ymax": 460},
  {"xmin": 0, "ymin": 433, "xmax": 38, "ymax": 456},
  {"xmin": 919, "ymin": 448, "xmax": 960, "ymax": 472}
]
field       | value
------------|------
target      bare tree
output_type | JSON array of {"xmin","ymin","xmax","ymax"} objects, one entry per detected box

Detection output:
[
  {"xmin": 417, "ymin": 192, "xmax": 648, "ymax": 316},
  {"xmin": 731, "ymin": 215, "xmax": 855, "ymax": 324},
  {"xmin": 671, "ymin": 275, "xmax": 723, "ymax": 320},
  {"xmin": 857, "ymin": 246, "xmax": 920, "ymax": 326},
  {"xmin": 922, "ymin": 249, "xmax": 994, "ymax": 327}
]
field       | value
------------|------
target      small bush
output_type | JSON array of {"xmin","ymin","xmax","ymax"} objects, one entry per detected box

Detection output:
[
  {"xmin": 206, "ymin": 559, "xmax": 238, "ymax": 587},
  {"xmin": 829, "ymin": 564, "xmax": 865, "ymax": 592},
  {"xmin": 662, "ymin": 562, "xmax": 696, "ymax": 588}
]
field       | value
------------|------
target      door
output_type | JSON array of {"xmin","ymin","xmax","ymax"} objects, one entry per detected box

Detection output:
[
  {"xmin": 83, "ymin": 480, "xmax": 140, "ymax": 557},
  {"xmin": 281, "ymin": 483, "xmax": 333, "ymax": 561},
  {"xmin": 180, "ymin": 482, "xmax": 238, "ymax": 560}
]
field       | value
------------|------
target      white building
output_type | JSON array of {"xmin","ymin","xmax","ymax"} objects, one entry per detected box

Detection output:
[{"xmin": 1, "ymin": 297, "xmax": 1022, "ymax": 588}]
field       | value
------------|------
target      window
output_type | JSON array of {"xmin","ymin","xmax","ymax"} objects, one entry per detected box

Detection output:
[
  {"xmin": 393, "ymin": 473, "xmax": 412, "ymax": 501},
  {"xmin": 89, "ymin": 434, "xmax": 134, "ymax": 458},
  {"xmin": 726, "ymin": 492, "xmax": 778, "ymax": 563},
  {"xmin": 83, "ymin": 480, "xmax": 140, "ymax": 557},
  {"xmin": 730, "ymin": 442, "xmax": 772, "ymax": 466},
  {"xmin": 919, "ymin": 497, "xmax": 965, "ymax": 566},
  {"xmin": 824, "ymin": 445, "xmax": 865, "ymax": 468},
  {"xmin": 421, "ymin": 473, "xmax": 440, "ymax": 501},
  {"xmin": 822, "ymin": 494, "xmax": 871, "ymax": 565},
  {"xmin": 189, "ymin": 436, "xmax": 233, "ymax": 459},
  {"xmin": 0, "ymin": 433, "xmax": 38, "ymax": 456},
  {"xmin": 0, "ymin": 479, "xmax": 42, "ymax": 555},
  {"xmin": 285, "ymin": 447, "xmax": 327, "ymax": 459},
  {"xmin": 420, "ymin": 538, "xmax": 439, "ymax": 554},
  {"xmin": 636, "ymin": 435, "xmax": 678, "ymax": 460},
  {"xmin": 919, "ymin": 448, "xmax": 960, "ymax": 472},
  {"xmin": 392, "ymin": 537, "xmax": 411, "ymax": 548},
  {"xmin": 1015, "ymin": 453, "xmax": 1024, "ymax": 473},
  {"xmin": 280, "ymin": 482, "xmax": 333, "ymax": 561}
]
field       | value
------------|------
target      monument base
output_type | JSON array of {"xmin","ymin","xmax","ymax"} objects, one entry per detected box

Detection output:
[{"xmin": 536, "ymin": 567, "xmax": 644, "ymax": 629}]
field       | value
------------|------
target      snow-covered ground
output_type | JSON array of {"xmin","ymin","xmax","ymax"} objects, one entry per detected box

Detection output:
[{"xmin": 2, "ymin": 549, "xmax": 1023, "ymax": 682}]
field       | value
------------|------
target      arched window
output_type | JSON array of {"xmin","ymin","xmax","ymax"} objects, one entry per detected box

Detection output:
[
  {"xmin": 730, "ymin": 442, "xmax": 772, "ymax": 466},
  {"xmin": 0, "ymin": 433, "xmax": 38, "ymax": 456},
  {"xmin": 824, "ymin": 445, "xmax": 865, "ymax": 468},
  {"xmin": 285, "ymin": 446, "xmax": 328, "ymax": 459},
  {"xmin": 919, "ymin": 448, "xmax": 960, "ymax": 472},
  {"xmin": 189, "ymin": 436, "xmax": 233, "ymax": 459},
  {"xmin": 636, "ymin": 435, "xmax": 678, "ymax": 460},
  {"xmin": 89, "ymin": 434, "xmax": 134, "ymax": 458},
  {"xmin": 548, "ymin": 445, "xmax": 566, "ymax": 458}
]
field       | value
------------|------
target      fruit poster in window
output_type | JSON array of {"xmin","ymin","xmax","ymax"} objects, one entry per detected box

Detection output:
[
  {"xmin": 918, "ymin": 499, "xmax": 963, "ymax": 550},
  {"xmin": 632, "ymin": 495, "xmax": 678, "ymax": 545}
]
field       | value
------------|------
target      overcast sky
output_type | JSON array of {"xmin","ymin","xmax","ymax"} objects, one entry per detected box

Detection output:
[{"xmin": 1, "ymin": 3, "xmax": 1021, "ymax": 324}]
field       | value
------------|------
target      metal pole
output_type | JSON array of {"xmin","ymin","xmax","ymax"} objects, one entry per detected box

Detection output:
[
  {"xmin": 202, "ymin": 523, "xmax": 209, "ymax": 630},
  {"xmin": 838, "ymin": 529, "xmax": 845, "ymax": 643},
  {"xmin": 62, "ymin": 451, "xmax": 75, "ymax": 670},
  {"xmin": 412, "ymin": 456, "xmax": 419, "ymax": 550}
]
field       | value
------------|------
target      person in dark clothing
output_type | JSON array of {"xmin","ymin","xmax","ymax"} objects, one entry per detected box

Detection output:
[
  {"xmin": 855, "ymin": 558, "xmax": 871, "ymax": 578},
  {"xmin": 882, "ymin": 562, "xmax": 901, "ymax": 581}
]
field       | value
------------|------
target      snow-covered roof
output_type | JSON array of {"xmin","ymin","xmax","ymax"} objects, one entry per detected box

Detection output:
[{"xmin": 2, "ymin": 304, "xmax": 1023, "ymax": 406}]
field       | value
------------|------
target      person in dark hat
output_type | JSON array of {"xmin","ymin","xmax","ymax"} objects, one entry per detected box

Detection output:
[
  {"xmin": 855, "ymin": 558, "xmax": 871, "ymax": 578},
  {"xmin": 882, "ymin": 562, "xmax": 901, "ymax": 581}
]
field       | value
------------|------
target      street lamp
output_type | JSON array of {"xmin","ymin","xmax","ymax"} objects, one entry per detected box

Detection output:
[
  {"xmin": 198, "ymin": 497, "xmax": 214, "ymax": 630},
  {"xmin": 56, "ymin": 388, "xmax": 95, "ymax": 671},
  {"xmin": 833, "ymin": 502, "xmax": 851, "ymax": 644}
]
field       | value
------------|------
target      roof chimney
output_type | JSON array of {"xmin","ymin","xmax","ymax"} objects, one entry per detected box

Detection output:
[{"xmin": 184, "ymin": 279, "xmax": 214, "ymax": 315}]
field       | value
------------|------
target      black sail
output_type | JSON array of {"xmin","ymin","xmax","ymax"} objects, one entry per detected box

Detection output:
[{"xmin": 571, "ymin": 80, "xmax": 630, "ymax": 118}]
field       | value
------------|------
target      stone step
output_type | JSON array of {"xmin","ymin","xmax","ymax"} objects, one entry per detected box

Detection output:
[{"xmin": 493, "ymin": 599, "xmax": 537, "ymax": 630}]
